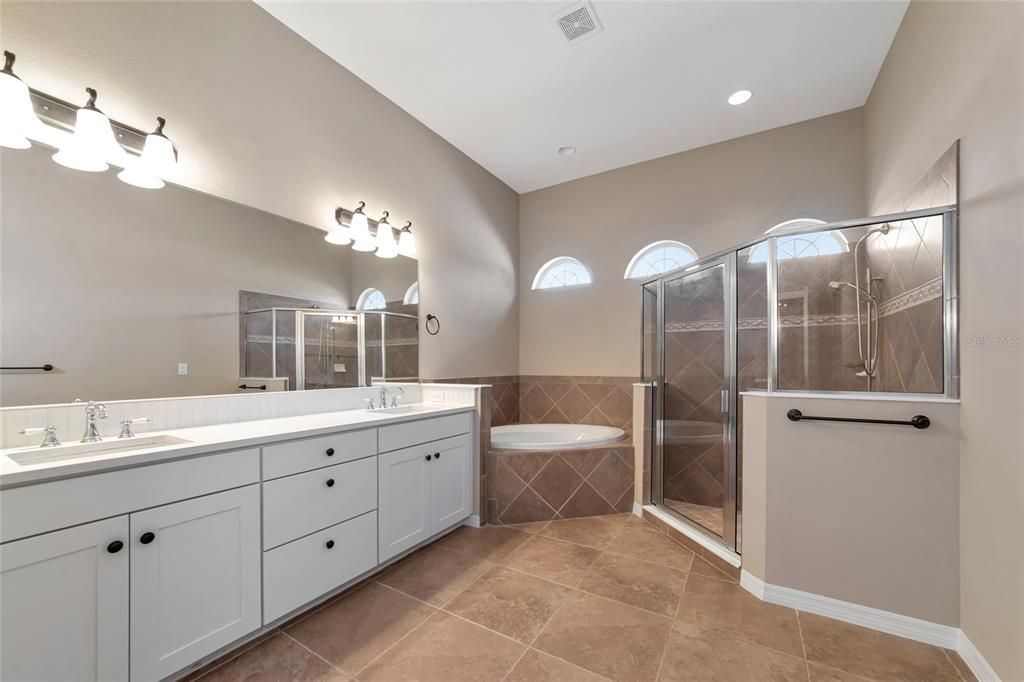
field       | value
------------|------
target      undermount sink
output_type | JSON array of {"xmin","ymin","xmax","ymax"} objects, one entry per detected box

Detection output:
[
  {"xmin": 369, "ymin": 404, "xmax": 439, "ymax": 415},
  {"xmin": 7, "ymin": 435, "xmax": 192, "ymax": 466}
]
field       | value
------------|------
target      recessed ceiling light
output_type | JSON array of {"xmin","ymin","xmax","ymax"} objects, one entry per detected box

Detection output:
[
  {"xmin": 728, "ymin": 90, "xmax": 753, "ymax": 106},
  {"xmin": 557, "ymin": 145, "xmax": 576, "ymax": 157}
]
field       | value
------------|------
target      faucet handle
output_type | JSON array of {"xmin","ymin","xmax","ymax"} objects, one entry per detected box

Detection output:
[
  {"xmin": 364, "ymin": 398, "xmax": 376, "ymax": 410},
  {"xmin": 118, "ymin": 418, "xmax": 149, "ymax": 439},
  {"xmin": 21, "ymin": 426, "xmax": 61, "ymax": 448}
]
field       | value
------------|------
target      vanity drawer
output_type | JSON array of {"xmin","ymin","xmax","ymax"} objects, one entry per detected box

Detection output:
[
  {"xmin": 0, "ymin": 448, "xmax": 260, "ymax": 543},
  {"xmin": 262, "ymin": 456, "xmax": 377, "ymax": 549},
  {"xmin": 262, "ymin": 428, "xmax": 377, "ymax": 480},
  {"xmin": 378, "ymin": 411, "xmax": 473, "ymax": 453},
  {"xmin": 263, "ymin": 510, "xmax": 377, "ymax": 623}
]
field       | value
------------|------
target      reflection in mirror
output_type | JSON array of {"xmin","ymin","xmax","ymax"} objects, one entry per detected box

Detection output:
[{"xmin": 0, "ymin": 144, "xmax": 418, "ymax": 407}]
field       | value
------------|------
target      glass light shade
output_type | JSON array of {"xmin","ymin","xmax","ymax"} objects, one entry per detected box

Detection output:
[
  {"xmin": 351, "ymin": 233, "xmax": 377, "ymax": 252},
  {"xmin": 117, "ymin": 131, "xmax": 177, "ymax": 189},
  {"xmin": 374, "ymin": 220, "xmax": 398, "ymax": 259},
  {"xmin": 0, "ymin": 71, "xmax": 42, "ymax": 149},
  {"xmin": 398, "ymin": 228, "xmax": 418, "ymax": 258},
  {"xmin": 324, "ymin": 225, "xmax": 351, "ymax": 245},
  {"xmin": 53, "ymin": 107, "xmax": 126, "ymax": 172},
  {"xmin": 348, "ymin": 209, "xmax": 371, "ymax": 243}
]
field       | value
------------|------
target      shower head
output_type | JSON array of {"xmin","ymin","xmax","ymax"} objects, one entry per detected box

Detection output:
[
  {"xmin": 828, "ymin": 280, "xmax": 877, "ymax": 303},
  {"xmin": 828, "ymin": 281, "xmax": 843, "ymax": 289}
]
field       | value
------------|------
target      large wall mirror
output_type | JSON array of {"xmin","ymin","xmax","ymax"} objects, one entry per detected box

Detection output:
[{"xmin": 0, "ymin": 145, "xmax": 419, "ymax": 407}]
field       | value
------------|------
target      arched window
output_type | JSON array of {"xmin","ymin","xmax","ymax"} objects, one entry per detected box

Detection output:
[
  {"xmin": 624, "ymin": 240, "xmax": 699, "ymax": 280},
  {"xmin": 403, "ymin": 282, "xmax": 419, "ymax": 305},
  {"xmin": 531, "ymin": 256, "xmax": 592, "ymax": 290},
  {"xmin": 748, "ymin": 219, "xmax": 846, "ymax": 262},
  {"xmin": 356, "ymin": 287, "xmax": 387, "ymax": 310}
]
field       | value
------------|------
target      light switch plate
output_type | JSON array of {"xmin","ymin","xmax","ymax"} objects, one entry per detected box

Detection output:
[
  {"xmin": 333, "ymin": 363, "xmax": 346, "ymax": 373},
  {"xmin": 177, "ymin": 363, "xmax": 188, "ymax": 376}
]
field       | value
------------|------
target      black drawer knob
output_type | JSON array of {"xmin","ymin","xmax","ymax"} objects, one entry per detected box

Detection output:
[
  {"xmin": 326, "ymin": 448, "xmax": 335, "ymax": 457},
  {"xmin": 139, "ymin": 532, "xmax": 156, "ymax": 545},
  {"xmin": 326, "ymin": 478, "xmax": 335, "ymax": 487},
  {"xmin": 424, "ymin": 455, "xmax": 431, "ymax": 461},
  {"xmin": 325, "ymin": 540, "xmax": 335, "ymax": 549},
  {"xmin": 107, "ymin": 540, "xmax": 124, "ymax": 554},
  {"xmin": 433, "ymin": 452, "xmax": 440, "ymax": 459}
]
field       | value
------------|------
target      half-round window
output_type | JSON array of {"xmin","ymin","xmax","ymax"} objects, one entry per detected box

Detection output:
[
  {"xmin": 531, "ymin": 256, "xmax": 592, "ymax": 290},
  {"xmin": 404, "ymin": 282, "xmax": 419, "ymax": 305},
  {"xmin": 748, "ymin": 219, "xmax": 846, "ymax": 262},
  {"xmin": 624, "ymin": 240, "xmax": 699, "ymax": 280},
  {"xmin": 356, "ymin": 287, "xmax": 387, "ymax": 310}
]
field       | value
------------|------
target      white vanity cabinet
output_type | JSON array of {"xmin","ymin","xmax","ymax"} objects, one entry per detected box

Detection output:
[
  {"xmin": 378, "ymin": 432, "xmax": 473, "ymax": 562},
  {"xmin": 130, "ymin": 485, "xmax": 261, "ymax": 681},
  {"xmin": 0, "ymin": 516, "xmax": 130, "ymax": 682}
]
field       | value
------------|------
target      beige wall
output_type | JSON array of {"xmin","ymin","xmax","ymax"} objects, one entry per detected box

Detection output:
[
  {"xmin": 517, "ymin": 109, "xmax": 866, "ymax": 377},
  {"xmin": 0, "ymin": 0, "xmax": 519, "ymax": 382},
  {"xmin": 864, "ymin": 2, "xmax": 1024, "ymax": 678},
  {"xmin": 742, "ymin": 394, "xmax": 961, "ymax": 626}
]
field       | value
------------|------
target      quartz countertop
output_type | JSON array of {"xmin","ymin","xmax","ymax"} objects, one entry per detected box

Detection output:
[{"xmin": 0, "ymin": 402, "xmax": 476, "ymax": 489}]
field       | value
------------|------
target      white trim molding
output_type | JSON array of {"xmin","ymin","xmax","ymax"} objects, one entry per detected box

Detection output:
[
  {"xmin": 463, "ymin": 514, "xmax": 482, "ymax": 529},
  {"xmin": 740, "ymin": 571, "xmax": 1001, "ymax": 681},
  {"xmin": 632, "ymin": 502, "xmax": 644, "ymax": 517}
]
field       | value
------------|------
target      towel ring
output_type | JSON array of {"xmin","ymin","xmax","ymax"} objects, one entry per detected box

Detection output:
[{"xmin": 425, "ymin": 314, "xmax": 440, "ymax": 336}]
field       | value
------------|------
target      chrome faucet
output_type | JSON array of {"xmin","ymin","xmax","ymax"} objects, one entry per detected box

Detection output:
[
  {"xmin": 81, "ymin": 401, "xmax": 108, "ymax": 443},
  {"xmin": 118, "ymin": 417, "xmax": 150, "ymax": 439},
  {"xmin": 379, "ymin": 385, "xmax": 404, "ymax": 408}
]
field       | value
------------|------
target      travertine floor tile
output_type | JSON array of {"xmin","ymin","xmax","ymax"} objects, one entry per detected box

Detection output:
[
  {"xmin": 444, "ymin": 566, "xmax": 570, "ymax": 642},
  {"xmin": 577, "ymin": 552, "xmax": 688, "ymax": 616},
  {"xmin": 675, "ymin": 574, "xmax": 803, "ymax": 657},
  {"xmin": 605, "ymin": 524, "xmax": 695, "ymax": 571},
  {"xmin": 807, "ymin": 661, "xmax": 876, "ymax": 681},
  {"xmin": 285, "ymin": 582, "xmax": 435, "ymax": 674},
  {"xmin": 500, "ymin": 535, "xmax": 601, "ymax": 586},
  {"xmin": 541, "ymin": 515, "xmax": 628, "ymax": 549},
  {"xmin": 799, "ymin": 612, "xmax": 962, "ymax": 682},
  {"xmin": 200, "ymin": 633, "xmax": 348, "ymax": 682},
  {"xmin": 435, "ymin": 525, "xmax": 531, "ymax": 561},
  {"xmin": 506, "ymin": 648, "xmax": 611, "ymax": 682},
  {"xmin": 375, "ymin": 544, "xmax": 492, "ymax": 606},
  {"xmin": 658, "ymin": 621, "xmax": 807, "ymax": 682},
  {"xmin": 355, "ymin": 612, "xmax": 524, "ymax": 681},
  {"xmin": 533, "ymin": 591, "xmax": 672, "ymax": 682}
]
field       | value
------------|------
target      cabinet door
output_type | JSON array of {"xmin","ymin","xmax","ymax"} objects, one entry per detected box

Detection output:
[
  {"xmin": 130, "ymin": 485, "xmax": 261, "ymax": 681},
  {"xmin": 378, "ymin": 444, "xmax": 431, "ymax": 562},
  {"xmin": 0, "ymin": 516, "xmax": 129, "ymax": 682},
  {"xmin": 429, "ymin": 434, "xmax": 473, "ymax": 532}
]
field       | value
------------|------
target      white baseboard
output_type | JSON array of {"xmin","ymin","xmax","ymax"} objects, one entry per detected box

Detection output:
[
  {"xmin": 463, "ymin": 514, "xmax": 482, "ymax": 528},
  {"xmin": 632, "ymin": 502, "xmax": 643, "ymax": 517},
  {"xmin": 958, "ymin": 631, "xmax": 1001, "ymax": 681},
  {"xmin": 739, "ymin": 571, "xmax": 1001, "ymax": 681}
]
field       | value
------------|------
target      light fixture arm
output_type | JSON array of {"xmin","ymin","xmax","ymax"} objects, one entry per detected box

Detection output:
[
  {"xmin": 83, "ymin": 87, "xmax": 99, "ymax": 111},
  {"xmin": 2, "ymin": 50, "xmax": 17, "ymax": 76}
]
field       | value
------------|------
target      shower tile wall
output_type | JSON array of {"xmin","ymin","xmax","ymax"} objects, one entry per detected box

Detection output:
[{"xmin": 384, "ymin": 315, "xmax": 419, "ymax": 381}]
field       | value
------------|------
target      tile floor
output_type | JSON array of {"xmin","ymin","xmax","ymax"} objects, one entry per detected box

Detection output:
[{"xmin": 192, "ymin": 514, "xmax": 974, "ymax": 682}]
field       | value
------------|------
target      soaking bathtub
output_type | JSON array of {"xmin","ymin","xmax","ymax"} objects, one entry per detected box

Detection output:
[{"xmin": 490, "ymin": 423, "xmax": 626, "ymax": 451}]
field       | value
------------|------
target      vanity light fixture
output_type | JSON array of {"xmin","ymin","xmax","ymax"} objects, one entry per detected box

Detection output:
[
  {"xmin": 397, "ymin": 221, "xmax": 417, "ymax": 258},
  {"xmin": 325, "ymin": 207, "xmax": 353, "ymax": 245},
  {"xmin": 350, "ymin": 201, "xmax": 376, "ymax": 252},
  {"xmin": 0, "ymin": 51, "xmax": 43, "ymax": 149},
  {"xmin": 117, "ymin": 117, "xmax": 178, "ymax": 189},
  {"xmin": 52, "ymin": 87, "xmax": 127, "ymax": 172},
  {"xmin": 374, "ymin": 211, "xmax": 399, "ymax": 259}
]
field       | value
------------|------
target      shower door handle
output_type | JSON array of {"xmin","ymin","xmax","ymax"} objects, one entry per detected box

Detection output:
[{"xmin": 720, "ymin": 390, "xmax": 729, "ymax": 414}]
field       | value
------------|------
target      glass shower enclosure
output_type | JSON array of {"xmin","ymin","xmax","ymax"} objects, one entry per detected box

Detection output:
[
  {"xmin": 243, "ymin": 308, "xmax": 419, "ymax": 390},
  {"xmin": 641, "ymin": 205, "xmax": 958, "ymax": 553}
]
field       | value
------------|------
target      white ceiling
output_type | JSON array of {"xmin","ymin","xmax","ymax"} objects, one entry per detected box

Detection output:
[{"xmin": 257, "ymin": 1, "xmax": 907, "ymax": 193}]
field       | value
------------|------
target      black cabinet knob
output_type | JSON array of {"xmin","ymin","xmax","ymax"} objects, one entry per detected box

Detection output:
[
  {"xmin": 326, "ymin": 448, "xmax": 335, "ymax": 457},
  {"xmin": 325, "ymin": 540, "xmax": 335, "ymax": 549},
  {"xmin": 326, "ymin": 478, "xmax": 335, "ymax": 487},
  {"xmin": 140, "ymin": 532, "xmax": 156, "ymax": 545},
  {"xmin": 107, "ymin": 540, "xmax": 124, "ymax": 554},
  {"xmin": 424, "ymin": 455, "xmax": 431, "ymax": 461},
  {"xmin": 433, "ymin": 452, "xmax": 440, "ymax": 459}
]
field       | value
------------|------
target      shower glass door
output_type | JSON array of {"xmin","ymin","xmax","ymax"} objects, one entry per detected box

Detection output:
[{"xmin": 654, "ymin": 255, "xmax": 737, "ymax": 550}]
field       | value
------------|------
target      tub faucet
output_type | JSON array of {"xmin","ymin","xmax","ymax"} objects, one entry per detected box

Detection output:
[{"xmin": 81, "ymin": 401, "xmax": 108, "ymax": 443}]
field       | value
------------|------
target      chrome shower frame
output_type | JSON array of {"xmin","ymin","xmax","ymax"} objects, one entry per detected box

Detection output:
[{"xmin": 640, "ymin": 205, "xmax": 959, "ymax": 554}]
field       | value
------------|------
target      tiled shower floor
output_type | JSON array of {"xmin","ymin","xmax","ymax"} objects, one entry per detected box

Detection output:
[{"xmin": 191, "ymin": 515, "xmax": 974, "ymax": 682}]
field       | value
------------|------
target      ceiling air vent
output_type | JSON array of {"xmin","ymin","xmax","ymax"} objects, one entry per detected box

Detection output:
[{"xmin": 552, "ymin": 1, "xmax": 603, "ymax": 44}]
